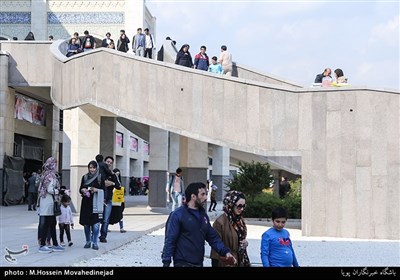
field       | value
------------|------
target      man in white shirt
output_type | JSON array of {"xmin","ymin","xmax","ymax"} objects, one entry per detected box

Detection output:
[
  {"xmin": 143, "ymin": 28, "xmax": 155, "ymax": 59},
  {"xmin": 219, "ymin": 45, "xmax": 233, "ymax": 76}
]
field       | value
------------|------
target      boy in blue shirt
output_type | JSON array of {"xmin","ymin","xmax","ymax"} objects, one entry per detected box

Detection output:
[
  {"xmin": 208, "ymin": 56, "xmax": 223, "ymax": 74},
  {"xmin": 260, "ymin": 207, "xmax": 299, "ymax": 267}
]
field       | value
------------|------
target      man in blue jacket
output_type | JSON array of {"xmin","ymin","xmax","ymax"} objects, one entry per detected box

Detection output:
[
  {"xmin": 161, "ymin": 182, "xmax": 236, "ymax": 267},
  {"xmin": 194, "ymin": 45, "xmax": 210, "ymax": 71}
]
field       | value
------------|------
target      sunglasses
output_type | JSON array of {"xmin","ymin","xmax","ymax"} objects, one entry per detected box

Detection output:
[{"xmin": 235, "ymin": 203, "xmax": 246, "ymax": 210}]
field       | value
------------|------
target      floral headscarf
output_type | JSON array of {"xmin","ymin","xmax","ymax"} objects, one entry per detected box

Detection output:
[
  {"xmin": 38, "ymin": 157, "xmax": 59, "ymax": 198},
  {"xmin": 222, "ymin": 190, "xmax": 251, "ymax": 267}
]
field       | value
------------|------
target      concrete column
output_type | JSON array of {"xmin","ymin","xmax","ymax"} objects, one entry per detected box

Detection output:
[
  {"xmin": 148, "ymin": 127, "xmax": 168, "ymax": 208},
  {"xmin": 168, "ymin": 132, "xmax": 180, "ymax": 172},
  {"xmin": 61, "ymin": 128, "xmax": 71, "ymax": 195},
  {"xmin": 132, "ymin": 139, "xmax": 144, "ymax": 177},
  {"xmin": 149, "ymin": 15, "xmax": 157, "ymax": 59},
  {"xmin": 179, "ymin": 136, "xmax": 208, "ymax": 187},
  {"xmin": 211, "ymin": 145, "xmax": 231, "ymax": 201},
  {"xmin": 131, "ymin": 157, "xmax": 142, "ymax": 178},
  {"xmin": 63, "ymin": 107, "xmax": 101, "ymax": 213},
  {"xmin": 41, "ymin": 104, "xmax": 54, "ymax": 161},
  {"xmin": 0, "ymin": 51, "xmax": 14, "ymax": 201},
  {"xmin": 100, "ymin": 117, "xmax": 116, "ymax": 159},
  {"xmin": 30, "ymin": 0, "xmax": 47, "ymax": 40},
  {"xmin": 51, "ymin": 106, "xmax": 61, "ymax": 161},
  {"xmin": 118, "ymin": 125, "xmax": 131, "ymax": 188}
]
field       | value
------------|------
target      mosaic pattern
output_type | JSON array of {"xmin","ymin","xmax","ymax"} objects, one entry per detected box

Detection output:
[
  {"xmin": 48, "ymin": 1, "xmax": 125, "ymax": 10},
  {"xmin": 48, "ymin": 12, "xmax": 124, "ymax": 24},
  {"xmin": 0, "ymin": 1, "xmax": 31, "ymax": 10},
  {"xmin": 0, "ymin": 12, "xmax": 31, "ymax": 24}
]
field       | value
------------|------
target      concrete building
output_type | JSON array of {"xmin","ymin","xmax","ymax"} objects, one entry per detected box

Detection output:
[
  {"xmin": 1, "ymin": 1, "xmax": 399, "ymax": 240},
  {"xmin": 0, "ymin": 0, "xmax": 156, "ymax": 44}
]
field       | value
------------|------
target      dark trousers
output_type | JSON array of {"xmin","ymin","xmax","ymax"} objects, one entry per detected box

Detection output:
[
  {"xmin": 39, "ymin": 215, "xmax": 58, "ymax": 246},
  {"xmin": 144, "ymin": 48, "xmax": 153, "ymax": 59},
  {"xmin": 28, "ymin": 192, "xmax": 38, "ymax": 210},
  {"xmin": 59, "ymin": 223, "xmax": 72, "ymax": 243},
  {"xmin": 209, "ymin": 199, "xmax": 217, "ymax": 211}
]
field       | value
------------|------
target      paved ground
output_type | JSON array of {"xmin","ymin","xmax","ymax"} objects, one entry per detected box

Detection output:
[
  {"xmin": 0, "ymin": 195, "xmax": 169, "ymax": 267},
  {"xmin": 1, "ymin": 195, "xmax": 399, "ymax": 269}
]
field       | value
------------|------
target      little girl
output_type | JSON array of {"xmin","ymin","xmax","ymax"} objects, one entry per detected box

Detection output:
[{"xmin": 58, "ymin": 194, "xmax": 74, "ymax": 247}]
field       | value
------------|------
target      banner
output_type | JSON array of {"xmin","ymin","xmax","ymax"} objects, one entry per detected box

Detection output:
[
  {"xmin": 129, "ymin": 136, "xmax": 138, "ymax": 151},
  {"xmin": 116, "ymin": 131, "xmax": 123, "ymax": 148},
  {"xmin": 14, "ymin": 94, "xmax": 46, "ymax": 126}
]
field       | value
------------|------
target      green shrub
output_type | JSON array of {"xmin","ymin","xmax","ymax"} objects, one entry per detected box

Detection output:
[
  {"xmin": 244, "ymin": 178, "xmax": 302, "ymax": 219},
  {"xmin": 225, "ymin": 161, "xmax": 274, "ymax": 202},
  {"xmin": 224, "ymin": 160, "xmax": 302, "ymax": 219}
]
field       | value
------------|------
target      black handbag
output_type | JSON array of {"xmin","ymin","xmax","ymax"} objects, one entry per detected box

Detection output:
[{"xmin": 52, "ymin": 195, "xmax": 61, "ymax": 216}]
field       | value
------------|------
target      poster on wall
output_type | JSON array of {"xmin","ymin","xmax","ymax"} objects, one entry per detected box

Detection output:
[
  {"xmin": 116, "ymin": 131, "xmax": 123, "ymax": 148},
  {"xmin": 129, "ymin": 136, "xmax": 138, "ymax": 152},
  {"xmin": 14, "ymin": 94, "xmax": 46, "ymax": 126}
]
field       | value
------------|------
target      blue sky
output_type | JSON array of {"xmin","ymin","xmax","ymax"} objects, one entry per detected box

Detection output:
[{"xmin": 146, "ymin": 0, "xmax": 399, "ymax": 90}]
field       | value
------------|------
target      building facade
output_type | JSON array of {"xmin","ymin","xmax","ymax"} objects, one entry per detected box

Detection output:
[
  {"xmin": 0, "ymin": 0, "xmax": 157, "ymax": 204},
  {"xmin": 0, "ymin": 0, "xmax": 156, "ymax": 44}
]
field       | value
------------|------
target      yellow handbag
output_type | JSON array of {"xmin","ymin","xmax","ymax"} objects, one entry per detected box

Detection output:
[{"xmin": 112, "ymin": 187, "xmax": 125, "ymax": 206}]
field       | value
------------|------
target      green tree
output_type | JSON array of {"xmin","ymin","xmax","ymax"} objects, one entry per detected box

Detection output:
[{"xmin": 225, "ymin": 161, "xmax": 274, "ymax": 201}]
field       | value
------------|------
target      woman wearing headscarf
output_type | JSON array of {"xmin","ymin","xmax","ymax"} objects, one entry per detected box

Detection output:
[
  {"xmin": 175, "ymin": 44, "xmax": 194, "ymax": 68},
  {"xmin": 109, "ymin": 168, "xmax": 127, "ymax": 233},
  {"xmin": 37, "ymin": 157, "xmax": 64, "ymax": 253},
  {"xmin": 79, "ymin": 160, "xmax": 105, "ymax": 250},
  {"xmin": 210, "ymin": 190, "xmax": 251, "ymax": 267}
]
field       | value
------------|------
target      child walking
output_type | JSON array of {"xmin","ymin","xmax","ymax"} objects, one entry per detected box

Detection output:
[
  {"xmin": 260, "ymin": 207, "xmax": 299, "ymax": 267},
  {"xmin": 58, "ymin": 194, "xmax": 74, "ymax": 247}
]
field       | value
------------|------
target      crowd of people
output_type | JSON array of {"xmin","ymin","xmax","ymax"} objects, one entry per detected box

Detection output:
[
  {"xmin": 32, "ymin": 153, "xmax": 127, "ymax": 254},
  {"xmin": 162, "ymin": 180, "xmax": 298, "ymax": 267},
  {"xmin": 65, "ymin": 28, "xmax": 156, "ymax": 59},
  {"xmin": 29, "ymin": 156, "xmax": 298, "ymax": 266},
  {"xmin": 175, "ymin": 44, "xmax": 233, "ymax": 76},
  {"xmin": 21, "ymin": 30, "xmax": 348, "ymax": 87},
  {"xmin": 62, "ymin": 28, "xmax": 233, "ymax": 77}
]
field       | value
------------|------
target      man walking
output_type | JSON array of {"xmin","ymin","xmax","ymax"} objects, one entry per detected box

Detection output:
[
  {"xmin": 132, "ymin": 28, "xmax": 145, "ymax": 57},
  {"xmin": 99, "ymin": 156, "xmax": 120, "ymax": 243},
  {"xmin": 143, "ymin": 28, "xmax": 155, "ymax": 59}
]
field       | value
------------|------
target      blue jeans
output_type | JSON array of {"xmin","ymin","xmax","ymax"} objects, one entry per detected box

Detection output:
[
  {"xmin": 100, "ymin": 200, "xmax": 112, "ymax": 238},
  {"xmin": 84, "ymin": 222, "xmax": 100, "ymax": 245},
  {"xmin": 171, "ymin": 192, "xmax": 182, "ymax": 211}
]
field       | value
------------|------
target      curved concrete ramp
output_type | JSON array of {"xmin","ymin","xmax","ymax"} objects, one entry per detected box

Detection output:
[
  {"xmin": 50, "ymin": 45, "xmax": 314, "ymax": 156},
  {"xmin": 50, "ymin": 43, "xmax": 400, "ymax": 240}
]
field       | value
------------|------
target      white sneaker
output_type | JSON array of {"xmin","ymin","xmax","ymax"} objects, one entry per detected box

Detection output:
[{"xmin": 38, "ymin": 246, "xmax": 52, "ymax": 253}]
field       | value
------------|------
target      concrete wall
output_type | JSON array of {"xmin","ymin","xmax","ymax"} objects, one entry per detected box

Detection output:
[
  {"xmin": 0, "ymin": 41, "xmax": 53, "ymax": 86},
  {"xmin": 234, "ymin": 63, "xmax": 303, "ymax": 89},
  {"xmin": 2, "ymin": 42, "xmax": 399, "ymax": 240}
]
